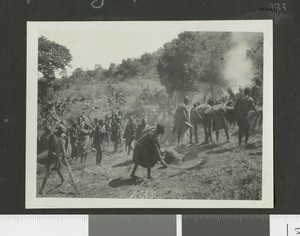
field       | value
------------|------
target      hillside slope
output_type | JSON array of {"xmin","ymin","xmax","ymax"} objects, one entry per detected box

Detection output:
[{"xmin": 37, "ymin": 129, "xmax": 262, "ymax": 200}]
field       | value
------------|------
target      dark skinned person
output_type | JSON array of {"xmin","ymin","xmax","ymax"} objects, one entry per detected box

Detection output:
[
  {"xmin": 173, "ymin": 96, "xmax": 192, "ymax": 146},
  {"xmin": 69, "ymin": 122, "xmax": 79, "ymax": 160},
  {"xmin": 234, "ymin": 87, "xmax": 256, "ymax": 146},
  {"xmin": 123, "ymin": 117, "xmax": 137, "ymax": 155},
  {"xmin": 135, "ymin": 118, "xmax": 149, "ymax": 141},
  {"xmin": 189, "ymin": 103, "xmax": 199, "ymax": 143},
  {"xmin": 93, "ymin": 119, "xmax": 106, "ymax": 165},
  {"xmin": 130, "ymin": 124, "xmax": 167, "ymax": 180},
  {"xmin": 78, "ymin": 117, "xmax": 91, "ymax": 162},
  {"xmin": 40, "ymin": 125, "xmax": 66, "ymax": 196},
  {"xmin": 38, "ymin": 126, "xmax": 51, "ymax": 154},
  {"xmin": 111, "ymin": 117, "xmax": 121, "ymax": 152}
]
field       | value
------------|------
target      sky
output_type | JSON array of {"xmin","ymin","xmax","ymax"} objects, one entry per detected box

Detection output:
[{"xmin": 40, "ymin": 30, "xmax": 182, "ymax": 74}]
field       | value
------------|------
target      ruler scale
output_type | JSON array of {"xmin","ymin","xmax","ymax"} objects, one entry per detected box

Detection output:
[
  {"xmin": 270, "ymin": 215, "xmax": 300, "ymax": 236},
  {"xmin": 0, "ymin": 215, "xmax": 299, "ymax": 236}
]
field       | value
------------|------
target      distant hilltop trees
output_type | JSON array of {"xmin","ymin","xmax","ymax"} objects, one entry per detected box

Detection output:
[{"xmin": 37, "ymin": 32, "xmax": 263, "ymax": 131}]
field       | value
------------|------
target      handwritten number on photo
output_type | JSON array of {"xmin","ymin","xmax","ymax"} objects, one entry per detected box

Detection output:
[{"xmin": 91, "ymin": 0, "xmax": 105, "ymax": 9}]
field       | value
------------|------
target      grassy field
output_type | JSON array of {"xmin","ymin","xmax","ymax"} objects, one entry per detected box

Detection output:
[
  {"xmin": 37, "ymin": 31, "xmax": 264, "ymax": 200},
  {"xmin": 37, "ymin": 127, "xmax": 262, "ymax": 200}
]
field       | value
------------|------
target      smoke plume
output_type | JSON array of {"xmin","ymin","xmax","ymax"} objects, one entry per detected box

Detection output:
[{"xmin": 222, "ymin": 33, "xmax": 258, "ymax": 92}]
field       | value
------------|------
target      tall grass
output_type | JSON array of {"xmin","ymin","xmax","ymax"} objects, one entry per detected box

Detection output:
[{"xmin": 197, "ymin": 157, "xmax": 262, "ymax": 200}]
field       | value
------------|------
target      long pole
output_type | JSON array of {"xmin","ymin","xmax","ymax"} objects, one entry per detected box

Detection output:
[
  {"xmin": 62, "ymin": 157, "xmax": 79, "ymax": 193},
  {"xmin": 52, "ymin": 152, "xmax": 79, "ymax": 193}
]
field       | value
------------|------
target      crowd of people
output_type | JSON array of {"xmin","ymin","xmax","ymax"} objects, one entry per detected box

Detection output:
[
  {"xmin": 38, "ymin": 110, "xmax": 168, "ymax": 195},
  {"xmin": 174, "ymin": 78, "xmax": 263, "ymax": 146},
  {"xmin": 38, "ymin": 78, "xmax": 263, "ymax": 196}
]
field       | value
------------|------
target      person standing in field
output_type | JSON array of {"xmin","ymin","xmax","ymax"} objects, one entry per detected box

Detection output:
[
  {"xmin": 189, "ymin": 103, "xmax": 199, "ymax": 143},
  {"xmin": 173, "ymin": 96, "xmax": 192, "ymax": 146},
  {"xmin": 250, "ymin": 78, "xmax": 263, "ymax": 132},
  {"xmin": 38, "ymin": 126, "xmax": 51, "ymax": 154},
  {"xmin": 123, "ymin": 117, "xmax": 137, "ymax": 155},
  {"xmin": 204, "ymin": 104, "xmax": 230, "ymax": 143},
  {"xmin": 69, "ymin": 122, "xmax": 79, "ymax": 160},
  {"xmin": 234, "ymin": 87, "xmax": 256, "ymax": 146},
  {"xmin": 77, "ymin": 117, "xmax": 91, "ymax": 162},
  {"xmin": 40, "ymin": 125, "xmax": 66, "ymax": 196},
  {"xmin": 111, "ymin": 117, "xmax": 121, "ymax": 152},
  {"xmin": 251, "ymin": 78, "xmax": 263, "ymax": 106},
  {"xmin": 93, "ymin": 119, "xmax": 106, "ymax": 165},
  {"xmin": 135, "ymin": 118, "xmax": 149, "ymax": 141},
  {"xmin": 104, "ymin": 114, "xmax": 111, "ymax": 146},
  {"xmin": 130, "ymin": 124, "xmax": 167, "ymax": 180}
]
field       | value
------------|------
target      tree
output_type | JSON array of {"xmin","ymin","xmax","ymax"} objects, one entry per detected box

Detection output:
[
  {"xmin": 38, "ymin": 36, "xmax": 72, "ymax": 80},
  {"xmin": 38, "ymin": 36, "xmax": 72, "ymax": 126},
  {"xmin": 71, "ymin": 68, "xmax": 86, "ymax": 78},
  {"xmin": 157, "ymin": 32, "xmax": 232, "ymax": 99},
  {"xmin": 116, "ymin": 58, "xmax": 142, "ymax": 79},
  {"xmin": 158, "ymin": 32, "xmax": 198, "ymax": 96},
  {"xmin": 104, "ymin": 63, "xmax": 118, "ymax": 78}
]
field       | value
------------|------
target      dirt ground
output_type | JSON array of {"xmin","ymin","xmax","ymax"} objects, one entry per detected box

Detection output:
[{"xmin": 37, "ymin": 128, "xmax": 262, "ymax": 200}]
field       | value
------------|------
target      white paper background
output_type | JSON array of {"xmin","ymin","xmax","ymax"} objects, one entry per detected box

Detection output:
[
  {"xmin": 270, "ymin": 215, "xmax": 300, "ymax": 236},
  {"xmin": 0, "ymin": 215, "xmax": 88, "ymax": 236}
]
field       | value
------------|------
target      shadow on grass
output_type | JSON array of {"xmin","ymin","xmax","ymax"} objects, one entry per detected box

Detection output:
[
  {"xmin": 181, "ymin": 143, "xmax": 220, "ymax": 162},
  {"xmin": 55, "ymin": 190, "xmax": 77, "ymax": 196},
  {"xmin": 112, "ymin": 160, "xmax": 133, "ymax": 168},
  {"xmin": 245, "ymin": 143, "xmax": 258, "ymax": 150},
  {"xmin": 206, "ymin": 147, "xmax": 233, "ymax": 154},
  {"xmin": 186, "ymin": 159, "xmax": 206, "ymax": 171},
  {"xmin": 249, "ymin": 151, "xmax": 262, "ymax": 156},
  {"xmin": 108, "ymin": 177, "xmax": 144, "ymax": 188}
]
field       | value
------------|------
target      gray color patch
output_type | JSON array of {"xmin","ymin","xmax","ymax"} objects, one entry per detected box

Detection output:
[
  {"xmin": 89, "ymin": 215, "xmax": 176, "ymax": 236},
  {"xmin": 182, "ymin": 215, "xmax": 269, "ymax": 236}
]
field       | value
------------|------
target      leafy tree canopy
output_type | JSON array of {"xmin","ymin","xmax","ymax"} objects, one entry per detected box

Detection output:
[
  {"xmin": 38, "ymin": 36, "xmax": 72, "ymax": 80},
  {"xmin": 158, "ymin": 31, "xmax": 232, "ymax": 95}
]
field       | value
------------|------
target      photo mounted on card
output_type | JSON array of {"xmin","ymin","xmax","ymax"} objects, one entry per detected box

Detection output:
[{"xmin": 26, "ymin": 20, "xmax": 273, "ymax": 208}]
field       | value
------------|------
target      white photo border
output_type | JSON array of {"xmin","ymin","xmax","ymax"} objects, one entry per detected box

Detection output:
[{"xmin": 26, "ymin": 20, "xmax": 273, "ymax": 209}]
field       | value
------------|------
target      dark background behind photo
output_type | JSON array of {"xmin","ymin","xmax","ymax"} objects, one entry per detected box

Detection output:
[{"xmin": 0, "ymin": 0, "xmax": 299, "ymax": 214}]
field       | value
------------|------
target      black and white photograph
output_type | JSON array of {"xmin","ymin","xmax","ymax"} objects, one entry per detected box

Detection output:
[{"xmin": 26, "ymin": 21, "xmax": 273, "ymax": 208}]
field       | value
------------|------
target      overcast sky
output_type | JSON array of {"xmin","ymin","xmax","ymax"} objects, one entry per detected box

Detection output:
[{"xmin": 40, "ymin": 30, "xmax": 182, "ymax": 74}]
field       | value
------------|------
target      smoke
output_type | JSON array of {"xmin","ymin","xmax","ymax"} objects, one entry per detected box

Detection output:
[{"xmin": 222, "ymin": 33, "xmax": 257, "ymax": 92}]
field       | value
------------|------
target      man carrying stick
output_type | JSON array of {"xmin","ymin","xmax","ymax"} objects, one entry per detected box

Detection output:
[
  {"xmin": 39, "ymin": 124, "xmax": 66, "ymax": 196},
  {"xmin": 40, "ymin": 124, "xmax": 79, "ymax": 196}
]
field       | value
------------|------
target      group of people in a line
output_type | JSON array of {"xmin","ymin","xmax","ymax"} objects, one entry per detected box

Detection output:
[{"xmin": 173, "ymin": 78, "xmax": 263, "ymax": 147}]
